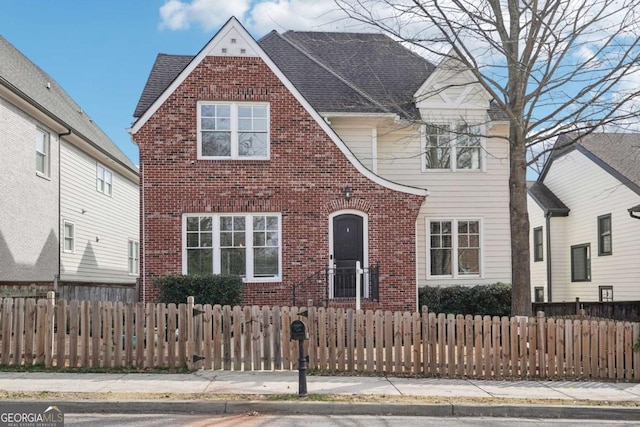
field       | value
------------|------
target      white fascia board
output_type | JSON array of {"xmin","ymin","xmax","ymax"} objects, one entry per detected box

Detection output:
[{"xmin": 130, "ymin": 17, "xmax": 428, "ymax": 198}]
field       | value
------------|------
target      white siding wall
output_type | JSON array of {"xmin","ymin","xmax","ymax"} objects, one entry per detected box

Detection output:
[
  {"xmin": 0, "ymin": 97, "xmax": 59, "ymax": 282},
  {"xmin": 332, "ymin": 116, "xmax": 512, "ymax": 288},
  {"xmin": 328, "ymin": 119, "xmax": 376, "ymax": 172},
  {"xmin": 544, "ymin": 150, "xmax": 640, "ymax": 301},
  {"xmin": 527, "ymin": 196, "xmax": 547, "ymax": 300},
  {"xmin": 60, "ymin": 141, "xmax": 139, "ymax": 284}
]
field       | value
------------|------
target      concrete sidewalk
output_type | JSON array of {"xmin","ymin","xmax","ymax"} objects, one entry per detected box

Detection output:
[{"xmin": 0, "ymin": 371, "xmax": 639, "ymax": 420}]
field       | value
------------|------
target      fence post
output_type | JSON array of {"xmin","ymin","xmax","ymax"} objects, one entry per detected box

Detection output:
[
  {"xmin": 355, "ymin": 261, "xmax": 362, "ymax": 311},
  {"xmin": 187, "ymin": 296, "xmax": 194, "ymax": 370},
  {"xmin": 537, "ymin": 311, "xmax": 546, "ymax": 378},
  {"xmin": 575, "ymin": 297, "xmax": 580, "ymax": 315}
]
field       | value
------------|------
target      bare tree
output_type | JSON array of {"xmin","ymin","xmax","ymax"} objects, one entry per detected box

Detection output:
[{"xmin": 335, "ymin": 0, "xmax": 640, "ymax": 315}]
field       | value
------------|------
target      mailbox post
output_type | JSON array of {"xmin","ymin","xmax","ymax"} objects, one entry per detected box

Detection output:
[{"xmin": 290, "ymin": 319, "xmax": 308, "ymax": 397}]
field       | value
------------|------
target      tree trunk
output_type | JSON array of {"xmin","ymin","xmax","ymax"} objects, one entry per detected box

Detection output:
[{"xmin": 509, "ymin": 125, "xmax": 532, "ymax": 316}]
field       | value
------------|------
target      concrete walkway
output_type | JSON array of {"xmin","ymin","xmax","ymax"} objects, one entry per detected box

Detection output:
[{"xmin": 0, "ymin": 371, "xmax": 639, "ymax": 420}]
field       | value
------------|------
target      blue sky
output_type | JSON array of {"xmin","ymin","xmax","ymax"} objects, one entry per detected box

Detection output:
[{"xmin": 0, "ymin": 1, "xmax": 348, "ymax": 164}]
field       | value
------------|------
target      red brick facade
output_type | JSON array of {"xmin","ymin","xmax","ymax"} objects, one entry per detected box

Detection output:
[{"xmin": 133, "ymin": 56, "xmax": 425, "ymax": 312}]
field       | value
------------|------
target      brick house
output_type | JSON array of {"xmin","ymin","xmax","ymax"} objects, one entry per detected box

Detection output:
[{"xmin": 129, "ymin": 17, "xmax": 511, "ymax": 311}]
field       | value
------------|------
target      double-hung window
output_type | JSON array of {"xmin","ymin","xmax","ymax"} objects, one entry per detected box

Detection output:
[
  {"xmin": 36, "ymin": 128, "xmax": 50, "ymax": 177},
  {"xmin": 184, "ymin": 213, "xmax": 281, "ymax": 281},
  {"xmin": 63, "ymin": 220, "xmax": 74, "ymax": 253},
  {"xmin": 96, "ymin": 163, "xmax": 113, "ymax": 196},
  {"xmin": 597, "ymin": 214, "xmax": 612, "ymax": 256},
  {"xmin": 428, "ymin": 219, "xmax": 481, "ymax": 278},
  {"xmin": 571, "ymin": 243, "xmax": 591, "ymax": 282},
  {"xmin": 423, "ymin": 123, "xmax": 483, "ymax": 171},
  {"xmin": 533, "ymin": 227, "xmax": 543, "ymax": 262},
  {"xmin": 198, "ymin": 102, "xmax": 269, "ymax": 159},
  {"xmin": 128, "ymin": 240, "xmax": 139, "ymax": 275}
]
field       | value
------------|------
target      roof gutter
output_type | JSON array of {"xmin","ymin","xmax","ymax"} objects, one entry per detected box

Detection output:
[{"xmin": 0, "ymin": 76, "xmax": 138, "ymax": 178}]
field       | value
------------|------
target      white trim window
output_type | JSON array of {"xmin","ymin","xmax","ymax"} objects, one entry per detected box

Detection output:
[
  {"xmin": 423, "ymin": 123, "xmax": 483, "ymax": 171},
  {"xmin": 428, "ymin": 219, "xmax": 482, "ymax": 278},
  {"xmin": 63, "ymin": 220, "xmax": 74, "ymax": 253},
  {"xmin": 183, "ymin": 213, "xmax": 281, "ymax": 281},
  {"xmin": 36, "ymin": 128, "xmax": 50, "ymax": 177},
  {"xmin": 96, "ymin": 163, "xmax": 113, "ymax": 196},
  {"xmin": 198, "ymin": 102, "xmax": 269, "ymax": 160},
  {"xmin": 128, "ymin": 240, "xmax": 140, "ymax": 276}
]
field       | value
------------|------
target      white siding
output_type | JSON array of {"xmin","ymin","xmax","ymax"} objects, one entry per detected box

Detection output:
[
  {"xmin": 527, "ymin": 195, "xmax": 547, "ymax": 300},
  {"xmin": 332, "ymin": 115, "xmax": 512, "ymax": 289},
  {"xmin": 328, "ymin": 118, "xmax": 378, "ymax": 172},
  {"xmin": 0, "ymin": 97, "xmax": 59, "ymax": 282},
  {"xmin": 60, "ymin": 141, "xmax": 139, "ymax": 284},
  {"xmin": 543, "ymin": 150, "xmax": 640, "ymax": 301}
]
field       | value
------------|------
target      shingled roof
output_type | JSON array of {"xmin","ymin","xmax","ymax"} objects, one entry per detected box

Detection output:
[
  {"xmin": 0, "ymin": 36, "xmax": 137, "ymax": 174},
  {"xmin": 527, "ymin": 181, "xmax": 570, "ymax": 216},
  {"xmin": 133, "ymin": 29, "xmax": 436, "ymax": 121},
  {"xmin": 542, "ymin": 133, "xmax": 640, "ymax": 195}
]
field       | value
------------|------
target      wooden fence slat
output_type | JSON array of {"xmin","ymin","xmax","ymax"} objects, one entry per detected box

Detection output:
[
  {"xmin": 376, "ymin": 310, "xmax": 384, "ymax": 373},
  {"xmin": 581, "ymin": 319, "xmax": 590, "ymax": 378},
  {"xmin": 282, "ymin": 307, "xmax": 291, "ymax": 370},
  {"xmin": 465, "ymin": 315, "xmax": 474, "ymax": 377},
  {"xmin": 262, "ymin": 306, "xmax": 272, "ymax": 371},
  {"xmin": 114, "ymin": 302, "xmax": 123, "ymax": 368},
  {"xmin": 156, "ymin": 303, "xmax": 166, "ymax": 368},
  {"xmin": 13, "ymin": 298, "xmax": 25, "ymax": 366},
  {"xmin": 316, "ymin": 307, "xmax": 326, "ymax": 371},
  {"xmin": 387, "ymin": 311, "xmax": 396, "ymax": 374},
  {"xmin": 446, "ymin": 314, "xmax": 455, "ymax": 377},
  {"xmin": 547, "ymin": 318, "xmax": 556, "ymax": 377},
  {"xmin": 598, "ymin": 321, "xmax": 607, "ymax": 379},
  {"xmin": 492, "ymin": 316, "xmax": 501, "ymax": 378},
  {"xmin": 404, "ymin": 312, "xmax": 413, "ymax": 374},
  {"xmin": 616, "ymin": 322, "xmax": 624, "ymax": 380},
  {"xmin": 103, "ymin": 301, "xmax": 113, "ymax": 368},
  {"xmin": 483, "ymin": 316, "xmax": 491, "ymax": 377},
  {"xmin": 167, "ymin": 304, "xmax": 177, "ymax": 369},
  {"xmin": 528, "ymin": 317, "xmax": 537, "ymax": 377},
  {"xmin": 556, "ymin": 320, "xmax": 565, "ymax": 377},
  {"xmin": 307, "ymin": 306, "xmax": 316, "ymax": 370},
  {"xmin": 633, "ymin": 323, "xmax": 640, "ymax": 381},
  {"xmin": 474, "ymin": 315, "xmax": 483, "ymax": 377},
  {"xmin": 518, "ymin": 317, "xmax": 527, "ymax": 377},
  {"xmin": 45, "ymin": 294, "xmax": 55, "ymax": 368},
  {"xmin": 214, "ymin": 305, "xmax": 223, "ymax": 370},
  {"xmin": 178, "ymin": 303, "xmax": 187, "ymax": 369},
  {"xmin": 501, "ymin": 317, "xmax": 510, "ymax": 378},
  {"xmin": 412, "ymin": 312, "xmax": 421, "ymax": 375},
  {"xmin": 193, "ymin": 304, "xmax": 203, "ymax": 370},
  {"xmin": 234, "ymin": 306, "xmax": 243, "ymax": 371},
  {"xmin": 224, "ymin": 306, "xmax": 233, "ymax": 370},
  {"xmin": 24, "ymin": 298, "xmax": 36, "ymax": 366},
  {"xmin": 1, "ymin": 298, "xmax": 14, "ymax": 365},
  {"xmin": 607, "ymin": 321, "xmax": 615, "ymax": 380},
  {"xmin": 536, "ymin": 313, "xmax": 545, "ymax": 378},
  {"xmin": 428, "ymin": 312, "xmax": 437, "ymax": 376},
  {"xmin": 203, "ymin": 305, "xmax": 212, "ymax": 370},
  {"xmin": 187, "ymin": 297, "xmax": 195, "ymax": 370},
  {"xmin": 438, "ymin": 314, "xmax": 446, "ymax": 375},
  {"xmin": 252, "ymin": 306, "xmax": 261, "ymax": 371},
  {"xmin": 56, "ymin": 300, "xmax": 68, "ymax": 367},
  {"xmin": 394, "ymin": 311, "xmax": 403, "ymax": 374},
  {"xmin": 589, "ymin": 320, "xmax": 598, "ymax": 378},
  {"xmin": 366, "ymin": 310, "xmax": 374, "ymax": 372},
  {"xmin": 624, "ymin": 322, "xmax": 632, "ymax": 381}
]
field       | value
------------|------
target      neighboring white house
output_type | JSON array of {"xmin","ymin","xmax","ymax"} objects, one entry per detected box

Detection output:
[
  {"xmin": 0, "ymin": 35, "xmax": 139, "ymax": 301},
  {"xmin": 528, "ymin": 133, "xmax": 640, "ymax": 302}
]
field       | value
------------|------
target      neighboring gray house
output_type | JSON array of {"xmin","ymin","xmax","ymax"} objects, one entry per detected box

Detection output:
[
  {"xmin": 0, "ymin": 35, "xmax": 139, "ymax": 301},
  {"xmin": 527, "ymin": 133, "xmax": 640, "ymax": 303}
]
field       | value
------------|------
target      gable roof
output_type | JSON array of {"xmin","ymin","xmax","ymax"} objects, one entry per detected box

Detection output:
[
  {"xmin": 0, "ymin": 36, "xmax": 138, "ymax": 175},
  {"xmin": 129, "ymin": 17, "xmax": 427, "ymax": 197},
  {"xmin": 527, "ymin": 181, "xmax": 570, "ymax": 216},
  {"xmin": 540, "ymin": 133, "xmax": 640, "ymax": 196},
  {"xmin": 133, "ymin": 25, "xmax": 435, "ymax": 122}
]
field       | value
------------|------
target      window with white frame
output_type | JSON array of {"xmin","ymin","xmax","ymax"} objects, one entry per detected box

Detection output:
[
  {"xmin": 428, "ymin": 219, "xmax": 481, "ymax": 277},
  {"xmin": 63, "ymin": 220, "xmax": 74, "ymax": 253},
  {"xmin": 96, "ymin": 163, "xmax": 113, "ymax": 195},
  {"xmin": 36, "ymin": 128, "xmax": 50, "ymax": 177},
  {"xmin": 128, "ymin": 240, "xmax": 139, "ymax": 275},
  {"xmin": 184, "ymin": 213, "xmax": 280, "ymax": 281},
  {"xmin": 198, "ymin": 102, "xmax": 269, "ymax": 159},
  {"xmin": 423, "ymin": 123, "xmax": 482, "ymax": 171}
]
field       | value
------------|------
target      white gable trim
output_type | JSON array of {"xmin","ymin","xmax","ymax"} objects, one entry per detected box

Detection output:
[{"xmin": 130, "ymin": 17, "xmax": 428, "ymax": 197}]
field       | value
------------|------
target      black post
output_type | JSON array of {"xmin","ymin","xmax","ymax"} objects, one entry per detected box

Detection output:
[{"xmin": 297, "ymin": 339, "xmax": 307, "ymax": 397}]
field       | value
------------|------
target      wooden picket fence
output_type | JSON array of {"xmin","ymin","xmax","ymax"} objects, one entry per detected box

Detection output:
[{"xmin": 1, "ymin": 293, "xmax": 640, "ymax": 380}]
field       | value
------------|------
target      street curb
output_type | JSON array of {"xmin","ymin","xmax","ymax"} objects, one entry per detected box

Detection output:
[{"xmin": 3, "ymin": 400, "xmax": 639, "ymax": 420}]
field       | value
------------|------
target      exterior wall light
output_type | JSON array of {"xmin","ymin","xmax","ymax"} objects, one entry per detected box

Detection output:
[{"xmin": 344, "ymin": 186, "xmax": 352, "ymax": 200}]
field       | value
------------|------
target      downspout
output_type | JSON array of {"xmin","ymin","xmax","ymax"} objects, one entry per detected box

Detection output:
[
  {"xmin": 545, "ymin": 211, "xmax": 552, "ymax": 302},
  {"xmin": 56, "ymin": 129, "xmax": 72, "ymax": 294}
]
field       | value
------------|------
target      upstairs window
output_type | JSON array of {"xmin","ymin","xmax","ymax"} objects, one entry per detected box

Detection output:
[
  {"xmin": 198, "ymin": 102, "xmax": 269, "ymax": 160},
  {"xmin": 128, "ymin": 240, "xmax": 139, "ymax": 276},
  {"xmin": 533, "ymin": 227, "xmax": 543, "ymax": 262},
  {"xmin": 597, "ymin": 214, "xmax": 612, "ymax": 256},
  {"xmin": 63, "ymin": 220, "xmax": 74, "ymax": 253},
  {"xmin": 571, "ymin": 243, "xmax": 591, "ymax": 282},
  {"xmin": 36, "ymin": 128, "xmax": 50, "ymax": 177},
  {"xmin": 96, "ymin": 163, "xmax": 112, "ymax": 196},
  {"xmin": 423, "ymin": 123, "xmax": 483, "ymax": 171}
]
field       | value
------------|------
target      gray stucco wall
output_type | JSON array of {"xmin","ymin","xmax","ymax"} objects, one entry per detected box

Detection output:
[{"xmin": 0, "ymin": 97, "xmax": 59, "ymax": 282}]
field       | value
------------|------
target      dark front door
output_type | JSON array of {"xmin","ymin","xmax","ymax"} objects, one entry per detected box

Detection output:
[{"xmin": 333, "ymin": 214, "xmax": 364, "ymax": 298}]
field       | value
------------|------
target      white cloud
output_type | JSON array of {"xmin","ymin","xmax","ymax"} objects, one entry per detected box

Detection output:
[{"xmin": 159, "ymin": 0, "xmax": 251, "ymax": 32}]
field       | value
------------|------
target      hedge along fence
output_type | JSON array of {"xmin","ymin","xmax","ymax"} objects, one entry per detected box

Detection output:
[{"xmin": 1, "ymin": 293, "xmax": 640, "ymax": 381}]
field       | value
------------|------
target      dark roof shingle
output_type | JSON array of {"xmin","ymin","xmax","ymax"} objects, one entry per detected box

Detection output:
[{"xmin": 527, "ymin": 181, "xmax": 570, "ymax": 215}]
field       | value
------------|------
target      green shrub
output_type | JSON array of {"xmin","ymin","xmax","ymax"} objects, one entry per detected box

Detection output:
[
  {"xmin": 153, "ymin": 274, "xmax": 243, "ymax": 306},
  {"xmin": 418, "ymin": 283, "xmax": 511, "ymax": 317}
]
